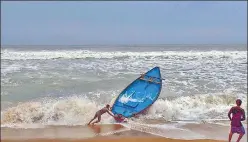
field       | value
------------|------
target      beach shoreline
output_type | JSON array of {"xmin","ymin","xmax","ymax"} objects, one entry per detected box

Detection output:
[
  {"xmin": 1, "ymin": 123, "xmax": 247, "ymax": 142},
  {"xmin": 1, "ymin": 137, "xmax": 226, "ymax": 142}
]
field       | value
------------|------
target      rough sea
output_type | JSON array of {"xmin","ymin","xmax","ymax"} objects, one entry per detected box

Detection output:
[{"xmin": 1, "ymin": 44, "xmax": 247, "ymax": 128}]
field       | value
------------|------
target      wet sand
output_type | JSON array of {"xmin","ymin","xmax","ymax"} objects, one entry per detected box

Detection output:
[
  {"xmin": 2, "ymin": 137, "xmax": 225, "ymax": 142},
  {"xmin": 1, "ymin": 123, "xmax": 246, "ymax": 142},
  {"xmin": 1, "ymin": 124, "xmax": 129, "ymax": 140}
]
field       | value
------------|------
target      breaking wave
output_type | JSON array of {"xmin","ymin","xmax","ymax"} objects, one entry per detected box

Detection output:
[
  {"xmin": 1, "ymin": 92, "xmax": 246, "ymax": 128},
  {"xmin": 2, "ymin": 49, "xmax": 246, "ymax": 60}
]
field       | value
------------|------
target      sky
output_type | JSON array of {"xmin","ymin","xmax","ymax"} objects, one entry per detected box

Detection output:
[{"xmin": 1, "ymin": 1, "xmax": 247, "ymax": 45}]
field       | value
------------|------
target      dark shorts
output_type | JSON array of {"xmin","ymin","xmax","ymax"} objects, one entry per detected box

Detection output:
[{"xmin": 231, "ymin": 125, "xmax": 245, "ymax": 134}]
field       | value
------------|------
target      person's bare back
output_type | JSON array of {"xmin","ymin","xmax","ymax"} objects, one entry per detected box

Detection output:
[{"xmin": 97, "ymin": 107, "xmax": 109, "ymax": 115}]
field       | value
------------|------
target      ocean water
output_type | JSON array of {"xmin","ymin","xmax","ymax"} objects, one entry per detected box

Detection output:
[{"xmin": 1, "ymin": 45, "xmax": 247, "ymax": 128}]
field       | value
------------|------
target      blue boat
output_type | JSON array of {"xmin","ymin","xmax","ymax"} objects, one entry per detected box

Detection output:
[{"xmin": 111, "ymin": 67, "xmax": 163, "ymax": 118}]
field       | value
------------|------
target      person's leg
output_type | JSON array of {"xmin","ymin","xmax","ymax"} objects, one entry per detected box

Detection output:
[
  {"xmin": 88, "ymin": 114, "xmax": 97, "ymax": 125},
  {"xmin": 229, "ymin": 131, "xmax": 233, "ymax": 142},
  {"xmin": 92, "ymin": 115, "xmax": 101, "ymax": 125},
  {"xmin": 236, "ymin": 126, "xmax": 245, "ymax": 142},
  {"xmin": 236, "ymin": 134, "xmax": 244, "ymax": 142}
]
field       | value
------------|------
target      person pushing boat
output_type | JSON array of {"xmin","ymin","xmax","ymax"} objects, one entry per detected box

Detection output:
[{"xmin": 88, "ymin": 104, "xmax": 115, "ymax": 125}]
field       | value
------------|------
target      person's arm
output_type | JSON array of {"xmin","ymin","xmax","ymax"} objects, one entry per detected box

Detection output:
[
  {"xmin": 107, "ymin": 110, "xmax": 115, "ymax": 117},
  {"xmin": 241, "ymin": 109, "xmax": 246, "ymax": 121},
  {"xmin": 228, "ymin": 107, "xmax": 233, "ymax": 121}
]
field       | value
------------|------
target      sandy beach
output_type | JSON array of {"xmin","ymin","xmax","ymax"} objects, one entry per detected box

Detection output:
[
  {"xmin": 1, "ymin": 123, "xmax": 247, "ymax": 142},
  {"xmin": 2, "ymin": 137, "xmax": 226, "ymax": 142},
  {"xmin": 1, "ymin": 124, "xmax": 225, "ymax": 142}
]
